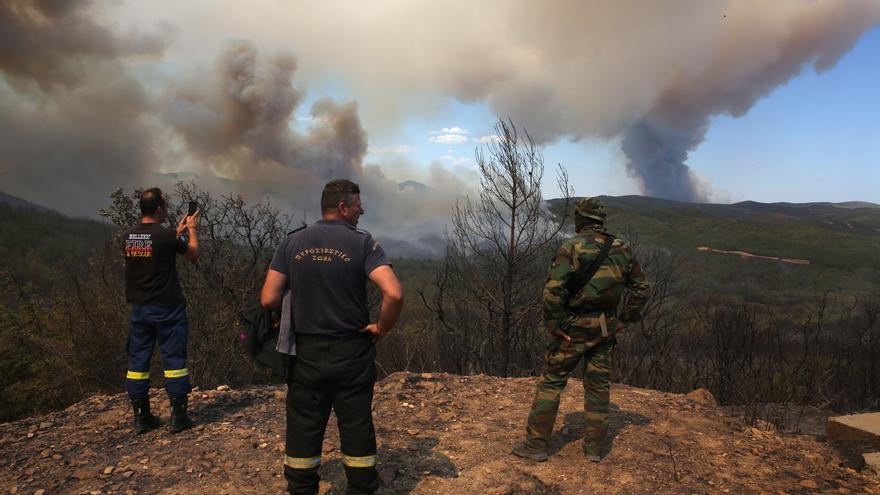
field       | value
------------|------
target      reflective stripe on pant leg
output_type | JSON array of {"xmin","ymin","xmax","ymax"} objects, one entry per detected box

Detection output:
[
  {"xmin": 341, "ymin": 454, "xmax": 376, "ymax": 468},
  {"xmin": 164, "ymin": 368, "xmax": 188, "ymax": 378},
  {"xmin": 156, "ymin": 304, "xmax": 191, "ymax": 397},
  {"xmin": 583, "ymin": 340, "xmax": 613, "ymax": 455},
  {"xmin": 525, "ymin": 337, "xmax": 585, "ymax": 448},
  {"xmin": 284, "ymin": 455, "xmax": 321, "ymax": 469},
  {"xmin": 125, "ymin": 306, "xmax": 156, "ymax": 399}
]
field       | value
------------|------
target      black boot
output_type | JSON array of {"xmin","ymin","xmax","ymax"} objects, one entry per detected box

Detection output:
[
  {"xmin": 169, "ymin": 396, "xmax": 193, "ymax": 434},
  {"xmin": 131, "ymin": 397, "xmax": 161, "ymax": 435}
]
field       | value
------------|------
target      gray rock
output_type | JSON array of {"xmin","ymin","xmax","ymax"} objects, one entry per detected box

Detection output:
[
  {"xmin": 71, "ymin": 467, "xmax": 99, "ymax": 479},
  {"xmin": 827, "ymin": 413, "xmax": 880, "ymax": 443},
  {"xmin": 864, "ymin": 452, "xmax": 880, "ymax": 476},
  {"xmin": 685, "ymin": 388, "xmax": 718, "ymax": 407}
]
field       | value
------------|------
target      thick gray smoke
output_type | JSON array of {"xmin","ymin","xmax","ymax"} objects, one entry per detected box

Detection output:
[
  {"xmin": 161, "ymin": 40, "xmax": 467, "ymax": 240},
  {"xmin": 621, "ymin": 121, "xmax": 706, "ymax": 202},
  {"xmin": 0, "ymin": 0, "xmax": 168, "ymax": 214},
  {"xmin": 170, "ymin": 0, "xmax": 879, "ymax": 202},
  {"xmin": 2, "ymin": 0, "xmax": 879, "ymax": 230},
  {"xmin": 163, "ymin": 40, "xmax": 369, "ymax": 212},
  {"xmin": 0, "ymin": 1, "xmax": 465, "ymax": 238},
  {"xmin": 0, "ymin": 0, "xmax": 165, "ymax": 89}
]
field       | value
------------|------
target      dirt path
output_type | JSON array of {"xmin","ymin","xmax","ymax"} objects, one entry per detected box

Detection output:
[
  {"xmin": 1, "ymin": 372, "xmax": 877, "ymax": 494},
  {"xmin": 697, "ymin": 246, "xmax": 810, "ymax": 265}
]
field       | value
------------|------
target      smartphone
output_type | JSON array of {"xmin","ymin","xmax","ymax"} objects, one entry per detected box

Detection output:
[{"xmin": 187, "ymin": 201, "xmax": 198, "ymax": 217}]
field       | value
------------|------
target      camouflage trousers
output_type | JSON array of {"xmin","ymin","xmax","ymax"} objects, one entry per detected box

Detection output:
[{"xmin": 525, "ymin": 323, "xmax": 614, "ymax": 456}]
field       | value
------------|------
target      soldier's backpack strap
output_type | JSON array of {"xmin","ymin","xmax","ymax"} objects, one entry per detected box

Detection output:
[{"xmin": 564, "ymin": 233, "xmax": 614, "ymax": 302}]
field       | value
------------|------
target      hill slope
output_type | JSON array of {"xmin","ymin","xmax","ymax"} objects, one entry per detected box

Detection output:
[
  {"xmin": 0, "ymin": 191, "xmax": 114, "ymax": 288},
  {"xmin": 1, "ymin": 373, "xmax": 877, "ymax": 494},
  {"xmin": 548, "ymin": 196, "xmax": 880, "ymax": 304},
  {"xmin": 0, "ymin": 191, "xmax": 51, "ymax": 212},
  {"xmin": 549, "ymin": 195, "xmax": 880, "ymax": 264}
]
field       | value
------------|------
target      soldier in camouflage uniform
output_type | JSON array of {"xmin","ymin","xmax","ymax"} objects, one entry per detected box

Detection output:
[{"xmin": 512, "ymin": 197, "xmax": 650, "ymax": 462}]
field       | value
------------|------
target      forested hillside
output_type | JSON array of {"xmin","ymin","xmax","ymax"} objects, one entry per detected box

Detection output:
[
  {"xmin": 0, "ymin": 199, "xmax": 114, "ymax": 289},
  {"xmin": 550, "ymin": 196, "xmax": 880, "ymax": 305},
  {"xmin": 2, "ymin": 189, "xmax": 879, "ymax": 427}
]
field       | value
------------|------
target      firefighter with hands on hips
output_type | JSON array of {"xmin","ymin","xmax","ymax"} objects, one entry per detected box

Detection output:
[
  {"xmin": 261, "ymin": 179, "xmax": 403, "ymax": 495},
  {"xmin": 122, "ymin": 187, "xmax": 199, "ymax": 434}
]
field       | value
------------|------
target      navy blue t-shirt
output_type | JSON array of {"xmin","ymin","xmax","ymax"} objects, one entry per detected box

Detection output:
[{"xmin": 269, "ymin": 220, "xmax": 391, "ymax": 337}]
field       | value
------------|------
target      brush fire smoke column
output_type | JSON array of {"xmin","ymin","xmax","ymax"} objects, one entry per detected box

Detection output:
[{"xmin": 621, "ymin": 121, "xmax": 707, "ymax": 202}]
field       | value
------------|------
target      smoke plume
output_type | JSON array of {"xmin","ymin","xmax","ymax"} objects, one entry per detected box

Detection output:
[
  {"xmin": 1, "ymin": 0, "xmax": 878, "ymax": 235},
  {"xmin": 162, "ymin": 40, "xmax": 368, "ymax": 210},
  {"xmin": 160, "ymin": 40, "xmax": 469, "ymax": 236},
  {"xmin": 615, "ymin": 1, "xmax": 880, "ymax": 201},
  {"xmin": 0, "ymin": 0, "xmax": 167, "ymax": 213},
  {"xmin": 175, "ymin": 0, "xmax": 878, "ymax": 202}
]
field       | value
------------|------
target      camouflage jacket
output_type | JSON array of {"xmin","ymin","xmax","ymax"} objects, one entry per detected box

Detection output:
[{"xmin": 543, "ymin": 225, "xmax": 650, "ymax": 333}]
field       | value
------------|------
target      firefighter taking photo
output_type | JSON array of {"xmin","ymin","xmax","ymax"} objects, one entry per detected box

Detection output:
[{"xmin": 122, "ymin": 188, "xmax": 200, "ymax": 435}]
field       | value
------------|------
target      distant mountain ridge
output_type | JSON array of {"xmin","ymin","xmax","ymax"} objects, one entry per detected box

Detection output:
[
  {"xmin": 398, "ymin": 180, "xmax": 430, "ymax": 193},
  {"xmin": 548, "ymin": 194, "xmax": 880, "ymax": 233},
  {"xmin": 0, "ymin": 191, "xmax": 51, "ymax": 212},
  {"xmin": 586, "ymin": 194, "xmax": 880, "ymax": 213}
]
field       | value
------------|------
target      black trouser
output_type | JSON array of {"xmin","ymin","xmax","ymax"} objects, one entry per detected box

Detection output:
[{"xmin": 285, "ymin": 333, "xmax": 379, "ymax": 495}]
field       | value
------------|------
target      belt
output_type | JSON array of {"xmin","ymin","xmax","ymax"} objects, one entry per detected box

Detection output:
[
  {"xmin": 567, "ymin": 308, "xmax": 616, "ymax": 338},
  {"xmin": 569, "ymin": 307, "xmax": 617, "ymax": 317},
  {"xmin": 296, "ymin": 332, "xmax": 371, "ymax": 342}
]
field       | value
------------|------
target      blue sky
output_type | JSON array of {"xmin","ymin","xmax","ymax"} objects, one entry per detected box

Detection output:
[
  {"xmin": 359, "ymin": 25, "xmax": 880, "ymax": 204},
  {"xmin": 689, "ymin": 26, "xmax": 880, "ymax": 203}
]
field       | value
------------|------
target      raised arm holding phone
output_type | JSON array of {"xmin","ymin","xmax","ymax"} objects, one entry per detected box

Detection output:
[{"xmin": 122, "ymin": 188, "xmax": 200, "ymax": 435}]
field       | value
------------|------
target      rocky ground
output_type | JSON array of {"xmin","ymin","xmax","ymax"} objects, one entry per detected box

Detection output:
[{"xmin": 1, "ymin": 372, "xmax": 878, "ymax": 494}]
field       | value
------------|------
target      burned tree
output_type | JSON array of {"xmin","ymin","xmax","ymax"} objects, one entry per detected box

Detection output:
[{"xmin": 425, "ymin": 119, "xmax": 572, "ymax": 376}]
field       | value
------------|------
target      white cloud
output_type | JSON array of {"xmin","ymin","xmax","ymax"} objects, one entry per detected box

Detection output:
[
  {"xmin": 439, "ymin": 155, "xmax": 472, "ymax": 166},
  {"xmin": 473, "ymin": 135, "xmax": 501, "ymax": 144},
  {"xmin": 429, "ymin": 134, "xmax": 468, "ymax": 144},
  {"xmin": 429, "ymin": 126, "xmax": 469, "ymax": 135},
  {"xmin": 441, "ymin": 126, "xmax": 468, "ymax": 134},
  {"xmin": 367, "ymin": 144, "xmax": 413, "ymax": 154}
]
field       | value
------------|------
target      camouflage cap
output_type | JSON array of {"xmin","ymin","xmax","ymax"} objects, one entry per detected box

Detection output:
[{"xmin": 575, "ymin": 197, "xmax": 606, "ymax": 224}]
